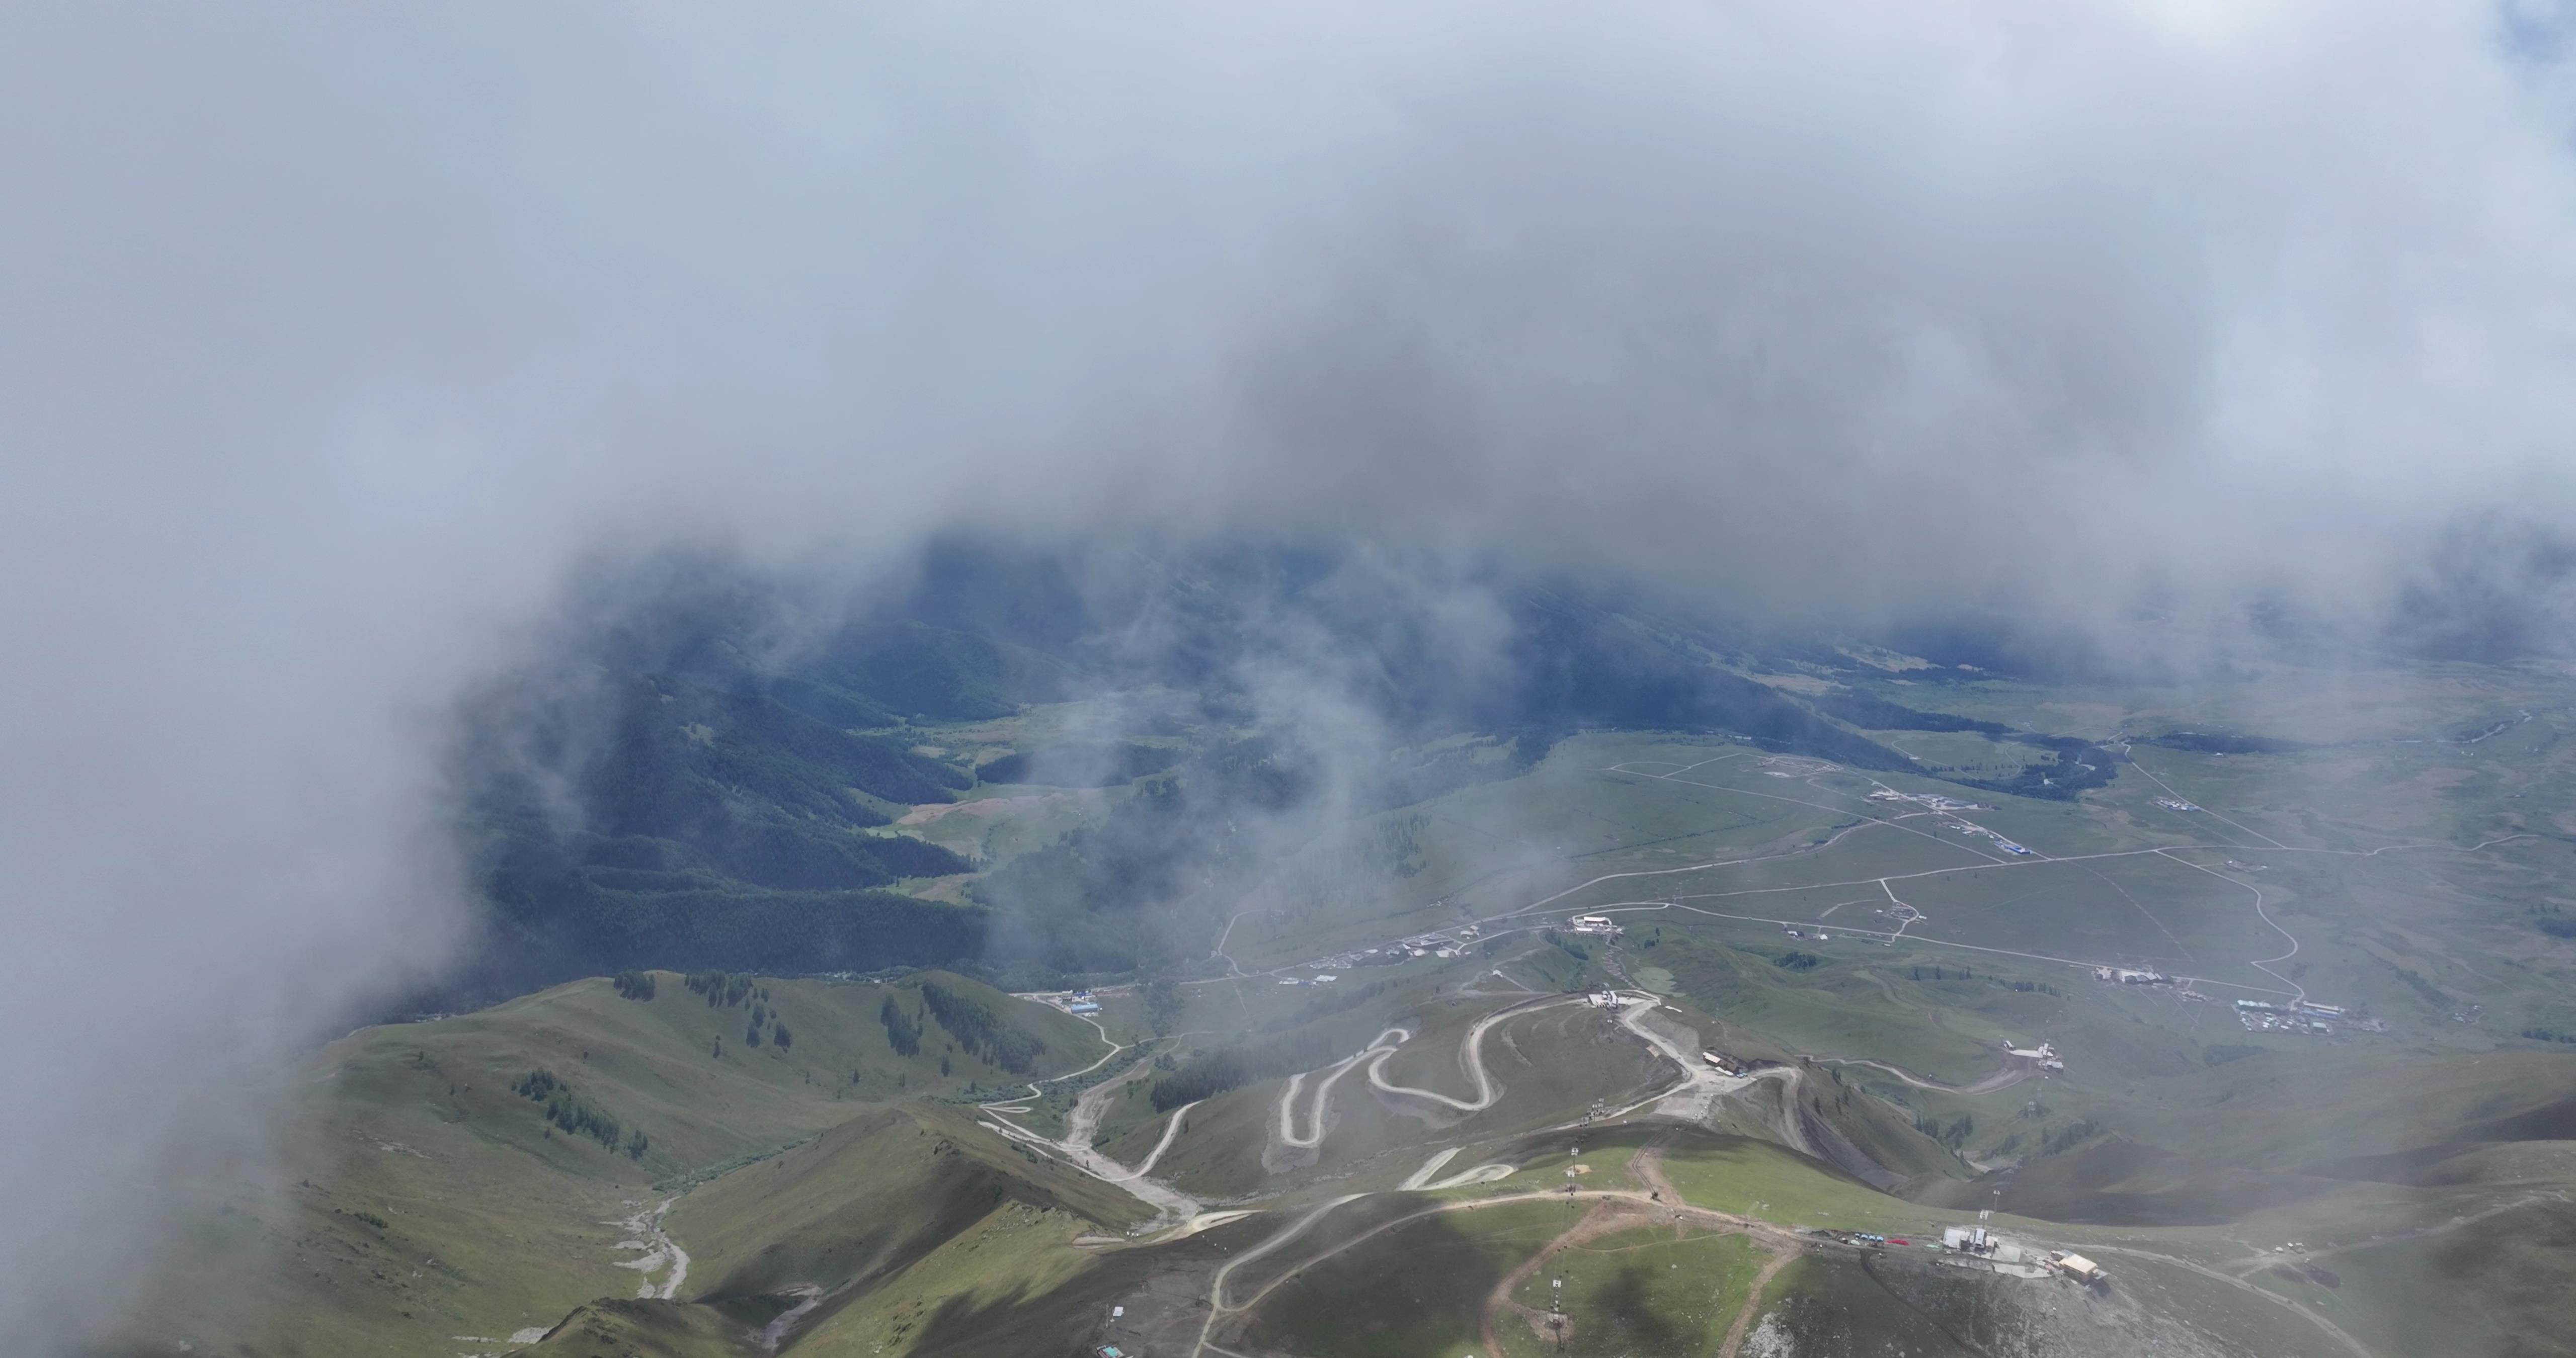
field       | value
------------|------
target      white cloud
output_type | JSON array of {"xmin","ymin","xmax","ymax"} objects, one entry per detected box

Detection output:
[{"xmin": 3, "ymin": 1, "xmax": 2573, "ymax": 1346}]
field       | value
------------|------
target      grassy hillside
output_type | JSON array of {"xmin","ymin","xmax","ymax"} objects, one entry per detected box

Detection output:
[
  {"xmin": 672, "ymin": 1102, "xmax": 1148, "ymax": 1298},
  {"xmin": 665, "ymin": 1102, "xmax": 1150, "ymax": 1354},
  {"xmin": 507, "ymin": 1102, "xmax": 1162, "ymax": 1358},
  {"xmin": 113, "ymin": 970, "xmax": 1106, "ymax": 1358},
  {"xmin": 114, "ymin": 648, "xmax": 2576, "ymax": 1357},
  {"xmin": 513, "ymin": 1299, "xmax": 749, "ymax": 1358}
]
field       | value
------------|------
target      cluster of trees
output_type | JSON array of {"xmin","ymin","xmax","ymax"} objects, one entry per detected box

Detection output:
[
  {"xmin": 1146, "ymin": 1027, "xmax": 1359, "ymax": 1112},
  {"xmin": 1914, "ymin": 1113, "xmax": 1976, "ymax": 1150},
  {"xmin": 742, "ymin": 998, "xmax": 791, "ymax": 1049},
  {"xmin": 2521, "ymin": 1027, "xmax": 2576, "ymax": 1044},
  {"xmin": 1998, "ymin": 979, "xmax": 2061, "ymax": 996},
  {"xmin": 1141, "ymin": 979, "xmax": 1182, "ymax": 1036},
  {"xmin": 1814, "ymin": 693, "xmax": 2011, "ymax": 736},
  {"xmin": 2040, "ymin": 1118, "xmax": 2104, "ymax": 1155},
  {"xmin": 2391, "ymin": 965, "xmax": 2453, "ymax": 1008},
  {"xmin": 513, "ymin": 1069, "xmax": 649, "ymax": 1159},
  {"xmin": 686, "ymin": 972, "xmax": 762, "ymax": 1007},
  {"xmin": 916, "ymin": 982, "xmax": 1045, "ymax": 1073},
  {"xmin": 613, "ymin": 970, "xmax": 657, "ymax": 1000},
  {"xmin": 453, "ymin": 599, "xmax": 1039, "ymax": 996},
  {"xmin": 1777, "ymin": 951, "xmax": 1822, "ymax": 970},
  {"xmin": 1943, "ymin": 736, "xmax": 2120, "ymax": 801},
  {"xmin": 2535, "ymin": 917, "xmax": 2576, "ymax": 939},
  {"xmin": 1148, "ymin": 1049, "xmax": 1248, "ymax": 1111},
  {"xmin": 881, "ymin": 995, "xmax": 923, "ymax": 1055}
]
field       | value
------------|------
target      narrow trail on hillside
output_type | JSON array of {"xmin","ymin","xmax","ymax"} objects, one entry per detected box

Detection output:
[
  {"xmin": 977, "ymin": 1024, "xmax": 1203, "ymax": 1225},
  {"xmin": 1473, "ymin": 743, "xmax": 2545, "ymax": 1014},
  {"xmin": 2124, "ymin": 749, "xmax": 2290, "ymax": 852},
  {"xmin": 1476, "ymin": 1201, "xmax": 1643, "ymax": 1356},
  {"xmin": 1813, "ymin": 1055, "xmax": 2027, "ymax": 1096},
  {"xmin": 1718, "ymin": 1245, "xmax": 1799, "ymax": 1358},
  {"xmin": 1165, "ymin": 740, "xmax": 2539, "ymax": 1358},
  {"xmin": 1365, "ymin": 998, "xmax": 1561, "ymax": 1111},
  {"xmin": 1275, "ymin": 1029, "xmax": 1407, "ymax": 1149},
  {"xmin": 2087, "ymin": 1244, "xmax": 2375, "ymax": 1358},
  {"xmin": 1061, "ymin": 1050, "xmax": 1155, "ymax": 1149},
  {"xmin": 1193, "ymin": 1184, "xmax": 1821, "ymax": 1358},
  {"xmin": 752, "ymin": 1284, "xmax": 822, "ymax": 1356},
  {"xmin": 1191, "ymin": 1194, "xmax": 1369, "ymax": 1357},
  {"xmin": 1189, "ymin": 1175, "xmax": 2380, "ymax": 1358},
  {"xmin": 1123, "ymin": 1099, "xmax": 1199, "ymax": 1178},
  {"xmin": 1570, "ymin": 992, "xmax": 1789, "ymax": 1131},
  {"xmin": 2155, "ymin": 848, "xmax": 2309, "ymax": 1002},
  {"xmin": 2210, "ymin": 1192, "xmax": 2559, "ymax": 1272},
  {"xmin": 1275, "ymin": 994, "xmax": 1588, "ymax": 1155},
  {"xmin": 1398, "ymin": 1145, "xmax": 1518, "ymax": 1191}
]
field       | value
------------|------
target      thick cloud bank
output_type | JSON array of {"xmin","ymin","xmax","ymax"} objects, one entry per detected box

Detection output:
[{"xmin": 3, "ymin": 0, "xmax": 2575, "ymax": 1346}]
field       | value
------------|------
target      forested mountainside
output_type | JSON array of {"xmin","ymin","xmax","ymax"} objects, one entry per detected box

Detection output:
[{"xmin": 447, "ymin": 542, "xmax": 2120, "ymax": 999}]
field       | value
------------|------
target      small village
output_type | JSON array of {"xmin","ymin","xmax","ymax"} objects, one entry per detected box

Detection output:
[
  {"xmin": 2235, "ymin": 997, "xmax": 2384, "ymax": 1034},
  {"xmin": 1804, "ymin": 1223, "xmax": 2108, "ymax": 1288}
]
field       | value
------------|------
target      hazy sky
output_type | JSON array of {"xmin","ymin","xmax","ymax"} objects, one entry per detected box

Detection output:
[{"xmin": 5, "ymin": 1, "xmax": 2576, "ymax": 1346}]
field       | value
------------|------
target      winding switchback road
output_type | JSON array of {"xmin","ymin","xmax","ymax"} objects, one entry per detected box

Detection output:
[{"xmin": 1277, "ymin": 995, "xmax": 1589, "ymax": 1152}]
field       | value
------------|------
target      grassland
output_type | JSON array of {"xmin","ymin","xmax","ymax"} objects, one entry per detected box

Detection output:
[
  {"xmin": 118, "ymin": 660, "xmax": 2576, "ymax": 1357},
  {"xmin": 115, "ymin": 970, "xmax": 1113, "ymax": 1358},
  {"xmin": 1494, "ymin": 1225, "xmax": 1762, "ymax": 1357},
  {"xmin": 1242, "ymin": 1199, "xmax": 1570, "ymax": 1357}
]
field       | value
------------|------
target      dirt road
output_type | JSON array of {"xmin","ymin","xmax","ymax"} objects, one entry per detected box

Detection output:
[{"xmin": 1814, "ymin": 1054, "xmax": 2029, "ymax": 1096}]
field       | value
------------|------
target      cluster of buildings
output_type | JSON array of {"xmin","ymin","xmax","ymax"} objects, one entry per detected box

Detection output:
[
  {"xmin": 1937, "ymin": 1227, "xmax": 2106, "ymax": 1286},
  {"xmin": 2001, "ymin": 1040, "xmax": 2066, "ymax": 1073},
  {"xmin": 2235, "ymin": 998, "xmax": 2378, "ymax": 1034},
  {"xmin": 1938, "ymin": 818, "xmax": 2032, "ymax": 855},
  {"xmin": 2090, "ymin": 967, "xmax": 2209, "ymax": 1001},
  {"xmin": 1563, "ymin": 914, "xmax": 1626, "ymax": 938},
  {"xmin": 2152, "ymin": 797, "xmax": 2202, "ymax": 812},
  {"xmin": 1867, "ymin": 789, "xmax": 1987, "ymax": 812},
  {"xmin": 1305, "ymin": 927, "xmax": 1472, "ymax": 974},
  {"xmin": 1813, "ymin": 1223, "xmax": 2102, "ymax": 1288}
]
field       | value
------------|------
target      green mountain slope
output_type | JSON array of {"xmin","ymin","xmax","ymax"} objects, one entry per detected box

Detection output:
[{"xmin": 114, "ymin": 970, "xmax": 1099, "ymax": 1358}]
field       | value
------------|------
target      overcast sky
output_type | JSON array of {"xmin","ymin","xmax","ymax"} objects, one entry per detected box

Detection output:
[{"xmin": 5, "ymin": 1, "xmax": 2576, "ymax": 1346}]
